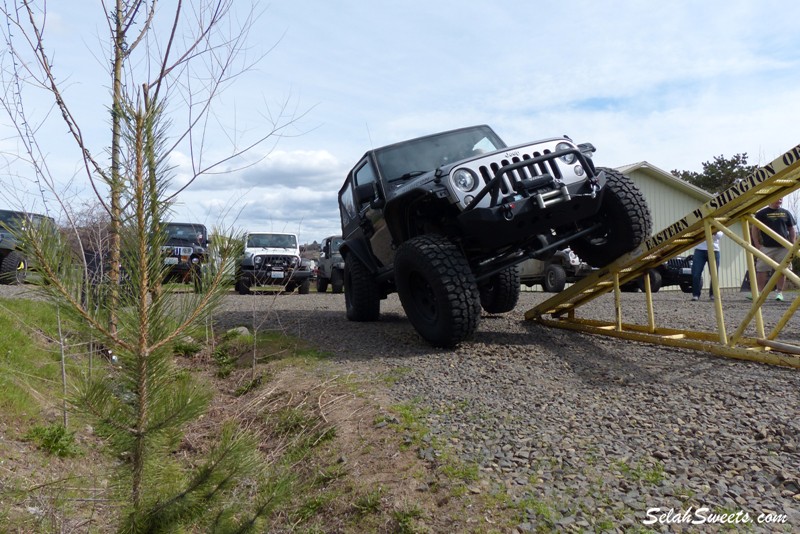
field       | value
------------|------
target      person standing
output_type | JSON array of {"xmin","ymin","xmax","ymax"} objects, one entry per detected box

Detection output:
[
  {"xmin": 691, "ymin": 230, "xmax": 723, "ymax": 301},
  {"xmin": 750, "ymin": 198, "xmax": 797, "ymax": 301}
]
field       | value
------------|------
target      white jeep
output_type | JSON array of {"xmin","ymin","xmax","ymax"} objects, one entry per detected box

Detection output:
[{"xmin": 235, "ymin": 232, "xmax": 312, "ymax": 294}]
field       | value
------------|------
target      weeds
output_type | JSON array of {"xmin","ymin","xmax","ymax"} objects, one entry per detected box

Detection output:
[{"xmin": 25, "ymin": 423, "xmax": 80, "ymax": 458}]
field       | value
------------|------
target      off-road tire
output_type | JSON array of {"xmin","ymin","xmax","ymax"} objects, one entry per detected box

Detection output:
[
  {"xmin": 331, "ymin": 269, "xmax": 344, "ymax": 294},
  {"xmin": 637, "ymin": 269, "xmax": 662, "ymax": 293},
  {"xmin": 479, "ymin": 265, "xmax": 521, "ymax": 313},
  {"xmin": 344, "ymin": 254, "xmax": 380, "ymax": 321},
  {"xmin": 543, "ymin": 263, "xmax": 567, "ymax": 293},
  {"xmin": 569, "ymin": 167, "xmax": 652, "ymax": 268},
  {"xmin": 299, "ymin": 279, "xmax": 311, "ymax": 294},
  {"xmin": 394, "ymin": 235, "xmax": 481, "ymax": 347},
  {"xmin": 0, "ymin": 251, "xmax": 28, "ymax": 285},
  {"xmin": 316, "ymin": 277, "xmax": 329, "ymax": 293},
  {"xmin": 236, "ymin": 275, "xmax": 251, "ymax": 295},
  {"xmin": 191, "ymin": 265, "xmax": 203, "ymax": 293}
]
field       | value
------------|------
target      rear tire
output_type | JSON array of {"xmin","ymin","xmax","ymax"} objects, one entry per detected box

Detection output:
[
  {"xmin": 331, "ymin": 269, "xmax": 344, "ymax": 294},
  {"xmin": 316, "ymin": 277, "xmax": 329, "ymax": 293},
  {"xmin": 0, "ymin": 251, "xmax": 28, "ymax": 285},
  {"xmin": 344, "ymin": 254, "xmax": 380, "ymax": 321},
  {"xmin": 394, "ymin": 235, "xmax": 481, "ymax": 347},
  {"xmin": 479, "ymin": 265, "xmax": 521, "ymax": 313},
  {"xmin": 542, "ymin": 263, "xmax": 567, "ymax": 293},
  {"xmin": 569, "ymin": 167, "xmax": 652, "ymax": 268}
]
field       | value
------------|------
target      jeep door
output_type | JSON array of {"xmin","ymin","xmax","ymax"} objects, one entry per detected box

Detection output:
[{"xmin": 340, "ymin": 157, "xmax": 393, "ymax": 268}]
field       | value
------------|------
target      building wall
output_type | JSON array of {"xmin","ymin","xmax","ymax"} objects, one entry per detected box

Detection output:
[{"xmin": 625, "ymin": 167, "xmax": 747, "ymax": 291}]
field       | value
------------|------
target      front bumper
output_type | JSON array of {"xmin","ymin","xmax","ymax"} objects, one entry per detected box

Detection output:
[
  {"xmin": 457, "ymin": 171, "xmax": 607, "ymax": 250},
  {"xmin": 240, "ymin": 267, "xmax": 313, "ymax": 286}
]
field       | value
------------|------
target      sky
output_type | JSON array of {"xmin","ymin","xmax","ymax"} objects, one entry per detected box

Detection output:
[{"xmin": 2, "ymin": 0, "xmax": 800, "ymax": 245}]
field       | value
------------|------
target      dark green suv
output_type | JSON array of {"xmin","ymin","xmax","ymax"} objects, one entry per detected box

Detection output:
[
  {"xmin": 0, "ymin": 209, "xmax": 54, "ymax": 284},
  {"xmin": 161, "ymin": 222, "xmax": 208, "ymax": 291}
]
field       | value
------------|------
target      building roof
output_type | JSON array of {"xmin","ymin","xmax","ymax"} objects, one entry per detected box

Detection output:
[{"xmin": 616, "ymin": 161, "xmax": 712, "ymax": 201}]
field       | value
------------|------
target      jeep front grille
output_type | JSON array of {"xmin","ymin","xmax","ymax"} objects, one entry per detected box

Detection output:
[
  {"xmin": 477, "ymin": 151, "xmax": 563, "ymax": 197},
  {"xmin": 666, "ymin": 257, "xmax": 690, "ymax": 269},
  {"xmin": 256, "ymin": 255, "xmax": 293, "ymax": 268}
]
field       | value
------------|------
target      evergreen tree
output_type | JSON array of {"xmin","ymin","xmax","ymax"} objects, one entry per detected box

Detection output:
[{"xmin": 671, "ymin": 153, "xmax": 757, "ymax": 194}]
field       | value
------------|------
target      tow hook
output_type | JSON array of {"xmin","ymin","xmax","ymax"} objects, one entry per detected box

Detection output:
[{"xmin": 501, "ymin": 203, "xmax": 515, "ymax": 221}]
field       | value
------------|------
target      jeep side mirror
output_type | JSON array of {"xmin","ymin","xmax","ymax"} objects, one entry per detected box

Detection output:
[
  {"xmin": 355, "ymin": 182, "xmax": 375, "ymax": 205},
  {"xmin": 319, "ymin": 251, "xmax": 326, "ymax": 259}
]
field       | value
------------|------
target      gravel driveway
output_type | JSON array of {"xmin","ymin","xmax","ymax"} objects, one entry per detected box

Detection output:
[{"xmin": 214, "ymin": 288, "xmax": 800, "ymax": 532}]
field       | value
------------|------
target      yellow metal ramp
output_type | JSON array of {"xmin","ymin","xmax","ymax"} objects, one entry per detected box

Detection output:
[{"xmin": 525, "ymin": 143, "xmax": 800, "ymax": 368}]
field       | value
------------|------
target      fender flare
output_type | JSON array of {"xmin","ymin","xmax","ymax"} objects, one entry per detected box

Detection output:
[{"xmin": 340, "ymin": 239, "xmax": 382, "ymax": 274}]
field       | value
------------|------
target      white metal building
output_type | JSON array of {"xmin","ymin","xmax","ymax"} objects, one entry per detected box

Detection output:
[{"xmin": 617, "ymin": 162, "xmax": 747, "ymax": 290}]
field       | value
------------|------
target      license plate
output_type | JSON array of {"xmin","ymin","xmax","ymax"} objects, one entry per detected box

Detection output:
[
  {"xmin": 272, "ymin": 271, "xmax": 284, "ymax": 279},
  {"xmin": 164, "ymin": 257, "xmax": 179, "ymax": 265},
  {"xmin": 681, "ymin": 268, "xmax": 691, "ymax": 275}
]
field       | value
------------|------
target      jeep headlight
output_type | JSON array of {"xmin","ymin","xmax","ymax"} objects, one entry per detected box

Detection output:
[
  {"xmin": 254, "ymin": 256, "xmax": 264, "ymax": 266},
  {"xmin": 452, "ymin": 169, "xmax": 477, "ymax": 192},
  {"xmin": 556, "ymin": 142, "xmax": 576, "ymax": 164}
]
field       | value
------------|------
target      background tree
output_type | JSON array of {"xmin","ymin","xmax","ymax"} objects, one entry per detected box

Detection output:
[
  {"xmin": 671, "ymin": 153, "xmax": 757, "ymax": 194},
  {"xmin": 1, "ymin": 0, "xmax": 300, "ymax": 530}
]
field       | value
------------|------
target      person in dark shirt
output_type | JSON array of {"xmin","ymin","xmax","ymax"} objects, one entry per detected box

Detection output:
[{"xmin": 750, "ymin": 198, "xmax": 797, "ymax": 301}]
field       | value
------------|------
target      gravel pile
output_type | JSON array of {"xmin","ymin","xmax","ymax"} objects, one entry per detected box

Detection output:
[
  {"xmin": 5, "ymin": 283, "xmax": 798, "ymax": 532},
  {"xmin": 214, "ymin": 288, "xmax": 799, "ymax": 532}
]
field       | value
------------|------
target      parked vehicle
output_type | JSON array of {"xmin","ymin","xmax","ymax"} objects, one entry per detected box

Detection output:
[
  {"xmin": 337, "ymin": 124, "xmax": 651, "ymax": 347},
  {"xmin": 316, "ymin": 235, "xmax": 344, "ymax": 293},
  {"xmin": 519, "ymin": 248, "xmax": 594, "ymax": 292},
  {"xmin": 236, "ymin": 232, "xmax": 312, "ymax": 294},
  {"xmin": 161, "ymin": 222, "xmax": 208, "ymax": 291},
  {"xmin": 0, "ymin": 209, "xmax": 54, "ymax": 284},
  {"xmin": 623, "ymin": 255, "xmax": 697, "ymax": 293}
]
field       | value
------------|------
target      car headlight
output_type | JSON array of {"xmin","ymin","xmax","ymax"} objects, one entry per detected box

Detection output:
[
  {"xmin": 254, "ymin": 256, "xmax": 264, "ymax": 266},
  {"xmin": 556, "ymin": 142, "xmax": 576, "ymax": 164},
  {"xmin": 452, "ymin": 169, "xmax": 477, "ymax": 192}
]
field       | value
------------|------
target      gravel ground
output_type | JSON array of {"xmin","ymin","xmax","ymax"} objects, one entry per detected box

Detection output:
[
  {"xmin": 212, "ymin": 288, "xmax": 800, "ymax": 533},
  {"xmin": 5, "ymin": 284, "xmax": 799, "ymax": 532}
]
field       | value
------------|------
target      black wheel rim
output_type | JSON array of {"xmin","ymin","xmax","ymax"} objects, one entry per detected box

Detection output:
[{"xmin": 407, "ymin": 272, "xmax": 438, "ymax": 322}]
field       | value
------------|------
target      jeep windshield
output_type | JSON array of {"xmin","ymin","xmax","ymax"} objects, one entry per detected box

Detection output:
[
  {"xmin": 247, "ymin": 233, "xmax": 297, "ymax": 249},
  {"xmin": 0, "ymin": 210, "xmax": 47, "ymax": 231},
  {"xmin": 375, "ymin": 125, "xmax": 506, "ymax": 183},
  {"xmin": 164, "ymin": 223, "xmax": 207, "ymax": 245}
]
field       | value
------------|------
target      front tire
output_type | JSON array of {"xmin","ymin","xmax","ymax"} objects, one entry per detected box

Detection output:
[
  {"xmin": 299, "ymin": 279, "xmax": 311, "ymax": 294},
  {"xmin": 236, "ymin": 275, "xmax": 251, "ymax": 295},
  {"xmin": 543, "ymin": 263, "xmax": 567, "ymax": 293},
  {"xmin": 479, "ymin": 265, "xmax": 520, "ymax": 313},
  {"xmin": 0, "ymin": 251, "xmax": 28, "ymax": 285},
  {"xmin": 637, "ymin": 269, "xmax": 662, "ymax": 293},
  {"xmin": 569, "ymin": 167, "xmax": 652, "ymax": 268},
  {"xmin": 344, "ymin": 254, "xmax": 380, "ymax": 321},
  {"xmin": 394, "ymin": 235, "xmax": 481, "ymax": 348}
]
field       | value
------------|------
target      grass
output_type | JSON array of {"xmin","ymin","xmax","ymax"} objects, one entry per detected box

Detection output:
[
  {"xmin": 0, "ymin": 298, "xmax": 73, "ymax": 420},
  {"xmin": 614, "ymin": 458, "xmax": 666, "ymax": 485}
]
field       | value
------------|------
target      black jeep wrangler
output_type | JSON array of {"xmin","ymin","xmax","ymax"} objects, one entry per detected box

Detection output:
[
  {"xmin": 161, "ymin": 222, "xmax": 208, "ymax": 291},
  {"xmin": 338, "ymin": 125, "xmax": 651, "ymax": 347},
  {"xmin": 0, "ymin": 209, "xmax": 54, "ymax": 284}
]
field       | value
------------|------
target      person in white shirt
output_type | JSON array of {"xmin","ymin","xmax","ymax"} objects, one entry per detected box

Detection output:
[{"xmin": 691, "ymin": 230, "xmax": 722, "ymax": 301}]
